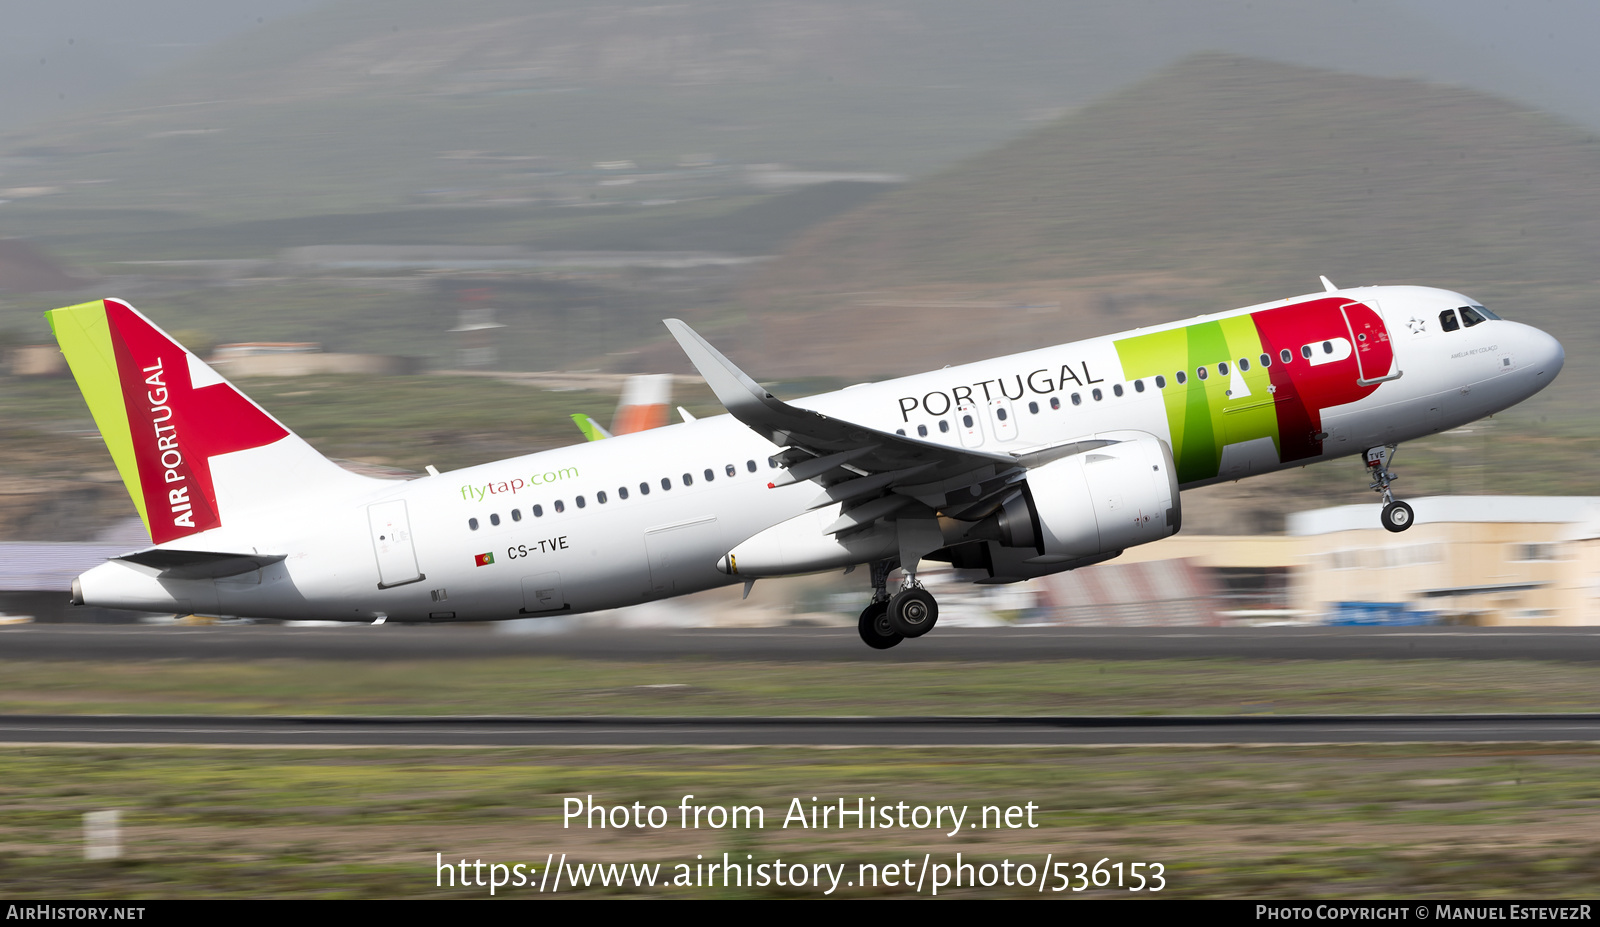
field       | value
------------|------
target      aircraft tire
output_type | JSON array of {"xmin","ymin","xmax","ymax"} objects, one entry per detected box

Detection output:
[
  {"xmin": 1381, "ymin": 500, "xmax": 1414, "ymax": 533},
  {"xmin": 858, "ymin": 601, "xmax": 902, "ymax": 650},
  {"xmin": 888, "ymin": 588, "xmax": 939, "ymax": 638}
]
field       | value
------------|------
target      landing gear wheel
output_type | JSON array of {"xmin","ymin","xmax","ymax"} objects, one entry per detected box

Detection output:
[
  {"xmin": 887, "ymin": 588, "xmax": 939, "ymax": 638},
  {"xmin": 858, "ymin": 601, "xmax": 902, "ymax": 650},
  {"xmin": 1381, "ymin": 500, "xmax": 1414, "ymax": 533}
]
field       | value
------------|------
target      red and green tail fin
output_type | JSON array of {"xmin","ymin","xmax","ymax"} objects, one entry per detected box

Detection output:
[{"xmin": 47, "ymin": 298, "xmax": 360, "ymax": 544}]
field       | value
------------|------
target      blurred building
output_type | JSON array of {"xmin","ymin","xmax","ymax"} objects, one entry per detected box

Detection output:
[
  {"xmin": 1120, "ymin": 496, "xmax": 1600, "ymax": 626},
  {"xmin": 7, "ymin": 344, "xmax": 68, "ymax": 377},
  {"xmin": 209, "ymin": 342, "xmax": 419, "ymax": 377}
]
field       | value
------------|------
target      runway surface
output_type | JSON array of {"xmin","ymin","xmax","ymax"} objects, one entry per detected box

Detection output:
[
  {"xmin": 4, "ymin": 624, "xmax": 1600, "ymax": 662},
  {"xmin": 4, "ymin": 713, "xmax": 1598, "ymax": 747}
]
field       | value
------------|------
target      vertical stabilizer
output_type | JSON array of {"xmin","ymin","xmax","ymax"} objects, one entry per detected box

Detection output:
[
  {"xmin": 47, "ymin": 298, "xmax": 372, "ymax": 545},
  {"xmin": 612, "ymin": 373, "xmax": 673, "ymax": 434}
]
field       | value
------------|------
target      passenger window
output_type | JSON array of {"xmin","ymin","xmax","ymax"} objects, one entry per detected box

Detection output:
[
  {"xmin": 1134, "ymin": 380, "xmax": 1145, "ymax": 393},
  {"xmin": 1300, "ymin": 345, "xmax": 1313, "ymax": 359},
  {"xmin": 638, "ymin": 483, "xmax": 649, "ymax": 496},
  {"xmin": 682, "ymin": 473, "xmax": 693, "ymax": 486},
  {"xmin": 996, "ymin": 408, "xmax": 1008, "ymax": 420},
  {"xmin": 1049, "ymin": 397, "xmax": 1061, "ymax": 409},
  {"xmin": 1072, "ymin": 393, "xmax": 1082, "ymax": 405},
  {"xmin": 660, "ymin": 478, "xmax": 671, "ymax": 490},
  {"xmin": 917, "ymin": 424, "xmax": 928, "ymax": 437},
  {"xmin": 746, "ymin": 460, "xmax": 757, "ymax": 473},
  {"xmin": 597, "ymin": 491, "xmax": 607, "ymax": 504},
  {"xmin": 554, "ymin": 500, "xmax": 565, "ymax": 513},
  {"xmin": 769, "ymin": 457, "xmax": 779, "ymax": 469},
  {"xmin": 1439, "ymin": 309, "xmax": 1460, "ymax": 332},
  {"xmin": 1218, "ymin": 362, "xmax": 1229, "ymax": 375},
  {"xmin": 1155, "ymin": 375, "xmax": 1166, "ymax": 389},
  {"xmin": 575, "ymin": 496, "xmax": 585, "ymax": 509},
  {"xmin": 533, "ymin": 504, "xmax": 543, "ymax": 517},
  {"xmin": 1092, "ymin": 388, "xmax": 1103, "ymax": 401},
  {"xmin": 1260, "ymin": 353, "xmax": 1271, "ymax": 367},
  {"xmin": 511, "ymin": 509, "xmax": 522, "ymax": 522},
  {"xmin": 1112, "ymin": 384, "xmax": 1123, "ymax": 397},
  {"xmin": 619, "ymin": 487, "xmax": 629, "ymax": 500},
  {"xmin": 704, "ymin": 468, "xmax": 714, "ymax": 482},
  {"xmin": 725, "ymin": 464, "xmax": 736, "ymax": 477},
  {"xmin": 896, "ymin": 429, "xmax": 905, "ymax": 436},
  {"xmin": 1459, "ymin": 306, "xmax": 1486, "ymax": 327},
  {"xmin": 489, "ymin": 513, "xmax": 500, "ymax": 526},
  {"xmin": 1322, "ymin": 341, "xmax": 1333, "ymax": 354},
  {"xmin": 1028, "ymin": 401, "xmax": 1039, "ymax": 414},
  {"xmin": 962, "ymin": 413, "xmax": 974, "ymax": 427},
  {"xmin": 939, "ymin": 420, "xmax": 951, "ymax": 432},
  {"xmin": 1280, "ymin": 349, "xmax": 1292, "ymax": 363},
  {"xmin": 1238, "ymin": 358, "xmax": 1249, "ymax": 371},
  {"xmin": 1198, "ymin": 367, "xmax": 1209, "ymax": 381},
  {"xmin": 1175, "ymin": 371, "xmax": 1187, "ymax": 385},
  {"xmin": 468, "ymin": 517, "xmax": 479, "ymax": 530}
]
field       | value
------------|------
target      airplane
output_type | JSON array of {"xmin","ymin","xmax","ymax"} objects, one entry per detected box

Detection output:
[
  {"xmin": 48, "ymin": 280, "xmax": 1563, "ymax": 648},
  {"xmin": 572, "ymin": 373, "xmax": 676, "ymax": 441}
]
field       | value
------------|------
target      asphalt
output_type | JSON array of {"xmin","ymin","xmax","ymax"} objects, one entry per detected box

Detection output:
[
  {"xmin": 3, "ymin": 713, "xmax": 1597, "ymax": 747},
  {"xmin": 3, "ymin": 624, "xmax": 1600, "ymax": 662}
]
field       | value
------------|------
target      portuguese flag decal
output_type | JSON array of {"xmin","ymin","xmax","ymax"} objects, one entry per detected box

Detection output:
[{"xmin": 474, "ymin": 552, "xmax": 495, "ymax": 567}]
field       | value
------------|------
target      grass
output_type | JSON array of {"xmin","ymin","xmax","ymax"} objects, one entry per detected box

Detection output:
[
  {"xmin": 0, "ymin": 657, "xmax": 1595, "ymax": 717},
  {"xmin": 0, "ymin": 743, "xmax": 1596, "ymax": 897}
]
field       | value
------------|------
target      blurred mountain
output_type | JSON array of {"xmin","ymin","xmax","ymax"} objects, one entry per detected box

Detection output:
[
  {"xmin": 0, "ymin": 239, "xmax": 89, "ymax": 294},
  {"xmin": 0, "ymin": 0, "xmax": 1540, "ymax": 223},
  {"xmin": 695, "ymin": 55, "xmax": 1600, "ymax": 377}
]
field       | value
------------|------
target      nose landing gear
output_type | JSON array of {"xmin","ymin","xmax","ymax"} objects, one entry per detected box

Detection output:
[
  {"xmin": 1366, "ymin": 445, "xmax": 1414, "ymax": 533},
  {"xmin": 856, "ymin": 558, "xmax": 941, "ymax": 650}
]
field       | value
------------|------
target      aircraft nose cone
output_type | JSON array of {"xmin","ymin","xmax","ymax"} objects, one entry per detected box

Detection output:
[{"xmin": 1531, "ymin": 326, "xmax": 1564, "ymax": 380}]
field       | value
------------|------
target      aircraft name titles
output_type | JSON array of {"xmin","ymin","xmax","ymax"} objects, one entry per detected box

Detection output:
[
  {"xmin": 897, "ymin": 363, "xmax": 1104, "ymax": 421},
  {"xmin": 140, "ymin": 357, "xmax": 197, "ymax": 529},
  {"xmin": 460, "ymin": 467, "xmax": 580, "ymax": 502}
]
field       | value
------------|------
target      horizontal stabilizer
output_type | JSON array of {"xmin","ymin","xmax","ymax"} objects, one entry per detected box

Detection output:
[{"xmin": 115, "ymin": 548, "xmax": 286, "ymax": 579}]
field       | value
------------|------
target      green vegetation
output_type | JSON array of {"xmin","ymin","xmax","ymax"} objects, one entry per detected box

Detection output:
[
  {"xmin": 0, "ymin": 657, "xmax": 1595, "ymax": 717},
  {"xmin": 0, "ymin": 744, "xmax": 1595, "ymax": 897}
]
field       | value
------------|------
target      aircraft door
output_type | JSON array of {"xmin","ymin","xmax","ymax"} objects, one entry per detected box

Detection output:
[
  {"xmin": 1341, "ymin": 300, "xmax": 1401, "ymax": 386},
  {"xmin": 987, "ymin": 397, "xmax": 1018, "ymax": 441},
  {"xmin": 956, "ymin": 398, "xmax": 985, "ymax": 448},
  {"xmin": 368, "ymin": 500, "xmax": 424, "ymax": 588}
]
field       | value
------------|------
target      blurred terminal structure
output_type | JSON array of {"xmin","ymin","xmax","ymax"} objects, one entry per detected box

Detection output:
[{"xmin": 2, "ymin": 497, "xmax": 1597, "ymax": 627}]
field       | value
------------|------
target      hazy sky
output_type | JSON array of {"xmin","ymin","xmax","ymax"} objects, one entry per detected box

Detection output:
[
  {"xmin": 6, "ymin": 0, "xmax": 1600, "ymax": 134},
  {"xmin": 0, "ymin": 1, "xmax": 328, "ymax": 127}
]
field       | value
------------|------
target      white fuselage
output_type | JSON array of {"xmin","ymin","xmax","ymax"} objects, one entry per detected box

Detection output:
[{"xmin": 77, "ymin": 285, "xmax": 1564, "ymax": 621}]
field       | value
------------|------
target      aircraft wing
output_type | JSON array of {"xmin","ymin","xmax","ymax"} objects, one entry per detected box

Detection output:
[{"xmin": 665, "ymin": 319, "xmax": 1070, "ymax": 521}]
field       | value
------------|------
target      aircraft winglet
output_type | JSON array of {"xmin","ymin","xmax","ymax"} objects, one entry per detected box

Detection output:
[
  {"xmin": 662, "ymin": 318, "xmax": 786, "ymax": 422},
  {"xmin": 571, "ymin": 413, "xmax": 613, "ymax": 442}
]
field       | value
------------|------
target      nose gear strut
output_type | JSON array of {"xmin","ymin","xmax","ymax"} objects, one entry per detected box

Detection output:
[{"xmin": 1365, "ymin": 445, "xmax": 1413, "ymax": 532}]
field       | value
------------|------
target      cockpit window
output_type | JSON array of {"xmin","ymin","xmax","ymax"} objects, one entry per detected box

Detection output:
[
  {"xmin": 1459, "ymin": 305, "xmax": 1487, "ymax": 327},
  {"xmin": 1471, "ymin": 304, "xmax": 1501, "ymax": 320},
  {"xmin": 1439, "ymin": 309, "xmax": 1460, "ymax": 333}
]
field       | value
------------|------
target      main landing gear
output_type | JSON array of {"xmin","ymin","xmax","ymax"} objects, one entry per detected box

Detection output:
[
  {"xmin": 857, "ymin": 559, "xmax": 940, "ymax": 650},
  {"xmin": 1365, "ymin": 445, "xmax": 1414, "ymax": 533}
]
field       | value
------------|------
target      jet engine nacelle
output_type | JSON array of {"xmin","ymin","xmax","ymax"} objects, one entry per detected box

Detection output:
[{"xmin": 990, "ymin": 431, "xmax": 1180, "ymax": 561}]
